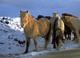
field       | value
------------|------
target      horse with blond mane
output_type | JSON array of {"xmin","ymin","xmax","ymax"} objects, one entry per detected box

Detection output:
[
  {"xmin": 51, "ymin": 12, "xmax": 65, "ymax": 49},
  {"xmin": 20, "ymin": 10, "xmax": 51, "ymax": 53}
]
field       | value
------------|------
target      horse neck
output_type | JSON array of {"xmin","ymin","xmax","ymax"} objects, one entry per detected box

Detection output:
[{"xmin": 23, "ymin": 14, "xmax": 35, "ymax": 22}]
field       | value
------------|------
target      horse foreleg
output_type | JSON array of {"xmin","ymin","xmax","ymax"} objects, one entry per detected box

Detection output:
[
  {"xmin": 33, "ymin": 39, "xmax": 38, "ymax": 51},
  {"xmin": 53, "ymin": 40, "xmax": 57, "ymax": 48},
  {"xmin": 24, "ymin": 38, "xmax": 30, "ymax": 53}
]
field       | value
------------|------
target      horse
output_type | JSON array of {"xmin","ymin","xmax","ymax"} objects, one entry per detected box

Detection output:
[
  {"xmin": 20, "ymin": 10, "xmax": 51, "ymax": 53},
  {"xmin": 64, "ymin": 23, "xmax": 72, "ymax": 40},
  {"xmin": 62, "ymin": 13, "xmax": 80, "ymax": 43},
  {"xmin": 51, "ymin": 12, "xmax": 65, "ymax": 49}
]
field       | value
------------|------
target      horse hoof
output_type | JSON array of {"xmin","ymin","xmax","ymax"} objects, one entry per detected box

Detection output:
[
  {"xmin": 53, "ymin": 47, "xmax": 56, "ymax": 49},
  {"xmin": 33, "ymin": 49, "xmax": 38, "ymax": 51},
  {"xmin": 23, "ymin": 51, "xmax": 28, "ymax": 54},
  {"xmin": 53, "ymin": 45, "xmax": 56, "ymax": 49}
]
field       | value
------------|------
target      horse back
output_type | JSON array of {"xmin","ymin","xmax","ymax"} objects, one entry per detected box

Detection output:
[
  {"xmin": 62, "ymin": 15, "xmax": 80, "ymax": 31},
  {"xmin": 38, "ymin": 18, "xmax": 51, "ymax": 36}
]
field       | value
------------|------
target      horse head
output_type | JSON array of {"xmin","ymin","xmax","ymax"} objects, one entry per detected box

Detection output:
[
  {"xmin": 20, "ymin": 10, "xmax": 35, "ymax": 28},
  {"xmin": 20, "ymin": 10, "xmax": 29, "ymax": 28},
  {"xmin": 53, "ymin": 12, "xmax": 61, "ymax": 20},
  {"xmin": 20, "ymin": 10, "xmax": 29, "ymax": 18}
]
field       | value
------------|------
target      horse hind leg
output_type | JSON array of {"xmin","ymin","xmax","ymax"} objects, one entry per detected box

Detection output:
[
  {"xmin": 44, "ymin": 27, "xmax": 51, "ymax": 49},
  {"xmin": 33, "ymin": 38, "xmax": 38, "ymax": 51},
  {"xmin": 74, "ymin": 31, "xmax": 80, "ymax": 43},
  {"xmin": 44, "ymin": 36, "xmax": 50, "ymax": 49},
  {"xmin": 68, "ymin": 33, "xmax": 71, "ymax": 40},
  {"xmin": 44, "ymin": 24, "xmax": 51, "ymax": 49}
]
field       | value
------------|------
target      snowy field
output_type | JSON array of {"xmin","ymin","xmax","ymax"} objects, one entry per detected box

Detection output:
[{"xmin": 0, "ymin": 17, "xmax": 80, "ymax": 58}]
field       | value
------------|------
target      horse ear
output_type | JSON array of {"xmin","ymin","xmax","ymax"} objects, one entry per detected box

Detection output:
[
  {"xmin": 26, "ymin": 10, "xmax": 28, "ymax": 13},
  {"xmin": 20, "ymin": 10, "xmax": 22, "ymax": 13}
]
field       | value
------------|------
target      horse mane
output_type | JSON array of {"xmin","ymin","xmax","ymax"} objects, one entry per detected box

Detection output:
[
  {"xmin": 37, "ymin": 15, "xmax": 44, "ymax": 20},
  {"xmin": 45, "ymin": 16, "xmax": 51, "ymax": 20},
  {"xmin": 37, "ymin": 15, "xmax": 51, "ymax": 20},
  {"xmin": 62, "ymin": 13, "xmax": 78, "ymax": 18},
  {"xmin": 27, "ymin": 12, "xmax": 35, "ymax": 19}
]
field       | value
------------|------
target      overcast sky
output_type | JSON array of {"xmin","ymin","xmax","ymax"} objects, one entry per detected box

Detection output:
[{"xmin": 0, "ymin": 0, "xmax": 80, "ymax": 17}]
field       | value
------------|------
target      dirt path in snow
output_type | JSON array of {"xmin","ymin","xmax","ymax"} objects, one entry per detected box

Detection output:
[
  {"xmin": 0, "ymin": 48, "xmax": 80, "ymax": 58},
  {"xmin": 33, "ymin": 48, "xmax": 80, "ymax": 58}
]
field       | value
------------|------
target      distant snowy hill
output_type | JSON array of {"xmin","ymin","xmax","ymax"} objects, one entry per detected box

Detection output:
[{"xmin": 0, "ymin": 17, "xmax": 25, "ymax": 54}]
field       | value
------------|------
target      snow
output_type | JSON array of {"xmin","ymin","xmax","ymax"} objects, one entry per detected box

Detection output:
[{"xmin": 0, "ymin": 17, "xmax": 79, "ymax": 58}]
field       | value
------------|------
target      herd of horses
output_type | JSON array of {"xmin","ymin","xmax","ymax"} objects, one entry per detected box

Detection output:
[{"xmin": 20, "ymin": 10, "xmax": 80, "ymax": 53}]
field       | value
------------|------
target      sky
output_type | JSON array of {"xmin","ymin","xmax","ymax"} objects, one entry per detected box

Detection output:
[{"xmin": 0, "ymin": 0, "xmax": 80, "ymax": 17}]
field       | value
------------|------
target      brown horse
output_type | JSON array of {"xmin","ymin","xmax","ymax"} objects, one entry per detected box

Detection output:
[
  {"xmin": 20, "ymin": 10, "xmax": 51, "ymax": 53},
  {"xmin": 51, "ymin": 12, "xmax": 65, "ymax": 49},
  {"xmin": 62, "ymin": 13, "xmax": 80, "ymax": 43}
]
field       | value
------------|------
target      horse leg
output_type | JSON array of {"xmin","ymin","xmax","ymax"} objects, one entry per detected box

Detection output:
[
  {"xmin": 53, "ymin": 39, "xmax": 56, "ymax": 48},
  {"xmin": 52, "ymin": 31, "xmax": 57, "ymax": 48},
  {"xmin": 24, "ymin": 37, "xmax": 30, "ymax": 53},
  {"xmin": 56, "ymin": 31, "xmax": 63, "ymax": 49},
  {"xmin": 44, "ymin": 36, "xmax": 50, "ymax": 49},
  {"xmin": 52, "ymin": 28, "xmax": 57, "ymax": 48},
  {"xmin": 52, "ymin": 35, "xmax": 57, "ymax": 48},
  {"xmin": 33, "ymin": 38, "xmax": 38, "ymax": 51},
  {"xmin": 72, "ymin": 32, "xmax": 76, "ymax": 41},
  {"xmin": 64, "ymin": 31, "xmax": 68, "ymax": 40},
  {"xmin": 74, "ymin": 31, "xmax": 80, "ymax": 43},
  {"xmin": 44, "ymin": 26, "xmax": 51, "ymax": 49},
  {"xmin": 56, "ymin": 36, "xmax": 63, "ymax": 49},
  {"xmin": 44, "ymin": 33, "xmax": 51, "ymax": 49},
  {"xmin": 61, "ymin": 32, "xmax": 65, "ymax": 43},
  {"xmin": 68, "ymin": 33, "xmax": 71, "ymax": 40},
  {"xmin": 56, "ymin": 36, "xmax": 60, "ymax": 49}
]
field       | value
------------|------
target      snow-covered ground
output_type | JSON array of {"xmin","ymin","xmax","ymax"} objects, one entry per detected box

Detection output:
[{"xmin": 0, "ymin": 17, "xmax": 79, "ymax": 58}]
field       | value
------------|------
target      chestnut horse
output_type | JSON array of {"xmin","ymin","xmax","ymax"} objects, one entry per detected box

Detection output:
[{"xmin": 20, "ymin": 10, "xmax": 51, "ymax": 53}]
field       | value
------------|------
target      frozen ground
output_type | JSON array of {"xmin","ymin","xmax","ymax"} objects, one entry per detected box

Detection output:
[{"xmin": 0, "ymin": 17, "xmax": 80, "ymax": 58}]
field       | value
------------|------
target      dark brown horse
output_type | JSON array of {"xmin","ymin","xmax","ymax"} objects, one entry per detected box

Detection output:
[{"xmin": 62, "ymin": 13, "xmax": 80, "ymax": 43}]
